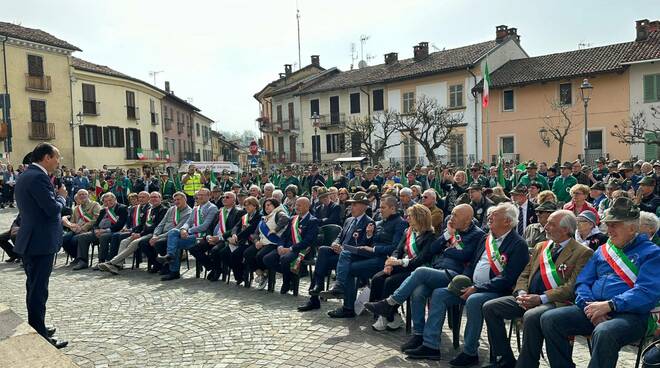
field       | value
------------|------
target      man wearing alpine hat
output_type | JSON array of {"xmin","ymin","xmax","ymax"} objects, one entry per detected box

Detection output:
[{"xmin": 540, "ymin": 197, "xmax": 660, "ymax": 368}]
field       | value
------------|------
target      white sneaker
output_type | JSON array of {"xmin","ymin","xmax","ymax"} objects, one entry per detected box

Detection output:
[
  {"xmin": 386, "ymin": 312, "xmax": 404, "ymax": 331},
  {"xmin": 256, "ymin": 275, "xmax": 267, "ymax": 290},
  {"xmin": 371, "ymin": 316, "xmax": 388, "ymax": 332}
]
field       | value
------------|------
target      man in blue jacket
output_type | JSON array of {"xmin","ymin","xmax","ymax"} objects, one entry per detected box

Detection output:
[
  {"xmin": 316, "ymin": 196, "xmax": 407, "ymax": 322},
  {"xmin": 264, "ymin": 196, "xmax": 318, "ymax": 294},
  {"xmin": 14, "ymin": 143, "xmax": 68, "ymax": 348},
  {"xmin": 313, "ymin": 187, "xmax": 341, "ymax": 226},
  {"xmin": 302, "ymin": 192, "xmax": 374, "ymax": 317},
  {"xmin": 540, "ymin": 197, "xmax": 660, "ymax": 368},
  {"xmin": 405, "ymin": 202, "xmax": 529, "ymax": 364},
  {"xmin": 365, "ymin": 204, "xmax": 484, "ymax": 342}
]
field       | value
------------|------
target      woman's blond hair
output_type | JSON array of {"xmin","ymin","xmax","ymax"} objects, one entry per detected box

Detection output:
[
  {"xmin": 537, "ymin": 190, "xmax": 557, "ymax": 204},
  {"xmin": 407, "ymin": 203, "xmax": 433, "ymax": 233}
]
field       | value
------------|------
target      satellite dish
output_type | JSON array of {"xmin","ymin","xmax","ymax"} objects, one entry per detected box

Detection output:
[{"xmin": 358, "ymin": 60, "xmax": 367, "ymax": 69}]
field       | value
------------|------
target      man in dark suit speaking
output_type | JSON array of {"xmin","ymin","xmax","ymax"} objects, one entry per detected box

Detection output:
[{"xmin": 14, "ymin": 143, "xmax": 68, "ymax": 349}]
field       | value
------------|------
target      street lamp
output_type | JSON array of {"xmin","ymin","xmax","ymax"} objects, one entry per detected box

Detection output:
[
  {"xmin": 311, "ymin": 113, "xmax": 320, "ymax": 162},
  {"xmin": 538, "ymin": 127, "xmax": 550, "ymax": 147},
  {"xmin": 580, "ymin": 78, "xmax": 593, "ymax": 163},
  {"xmin": 71, "ymin": 111, "xmax": 84, "ymax": 127}
]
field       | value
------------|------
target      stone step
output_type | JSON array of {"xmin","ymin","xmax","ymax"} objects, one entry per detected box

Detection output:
[{"xmin": 0, "ymin": 304, "xmax": 79, "ymax": 368}]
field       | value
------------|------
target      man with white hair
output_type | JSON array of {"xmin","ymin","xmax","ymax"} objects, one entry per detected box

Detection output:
[
  {"xmin": 421, "ymin": 189, "xmax": 444, "ymax": 235},
  {"xmin": 639, "ymin": 211, "xmax": 659, "ymax": 246},
  {"xmin": 482, "ymin": 210, "xmax": 593, "ymax": 368},
  {"xmin": 541, "ymin": 197, "xmax": 660, "ymax": 368},
  {"xmin": 399, "ymin": 187, "xmax": 415, "ymax": 217},
  {"xmin": 261, "ymin": 183, "xmax": 275, "ymax": 206},
  {"xmin": 405, "ymin": 202, "xmax": 529, "ymax": 364}
]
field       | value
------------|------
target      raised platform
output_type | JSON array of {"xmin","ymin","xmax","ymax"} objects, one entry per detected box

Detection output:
[{"xmin": 0, "ymin": 304, "xmax": 79, "ymax": 368}]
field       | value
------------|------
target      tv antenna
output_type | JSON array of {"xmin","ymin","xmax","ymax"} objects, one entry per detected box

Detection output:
[
  {"xmin": 149, "ymin": 70, "xmax": 164, "ymax": 86},
  {"xmin": 578, "ymin": 41, "xmax": 592, "ymax": 49},
  {"xmin": 431, "ymin": 43, "xmax": 444, "ymax": 52},
  {"xmin": 360, "ymin": 34, "xmax": 370, "ymax": 62},
  {"xmin": 350, "ymin": 43, "xmax": 358, "ymax": 70},
  {"xmin": 296, "ymin": 0, "xmax": 302, "ymax": 70}
]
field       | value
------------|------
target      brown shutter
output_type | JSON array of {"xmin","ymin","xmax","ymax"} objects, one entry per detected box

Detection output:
[
  {"xmin": 103, "ymin": 127, "xmax": 110, "ymax": 147},
  {"xmin": 27, "ymin": 55, "xmax": 44, "ymax": 77}
]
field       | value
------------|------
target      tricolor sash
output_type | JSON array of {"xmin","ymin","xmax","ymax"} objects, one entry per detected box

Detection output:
[
  {"xmin": 539, "ymin": 240, "xmax": 562, "ymax": 290},
  {"xmin": 241, "ymin": 213, "xmax": 248, "ymax": 228},
  {"xmin": 76, "ymin": 205, "xmax": 94, "ymax": 223},
  {"xmin": 145, "ymin": 207, "xmax": 154, "ymax": 226},
  {"xmin": 290, "ymin": 215, "xmax": 303, "ymax": 245},
  {"xmin": 106, "ymin": 207, "xmax": 118, "ymax": 224},
  {"xmin": 404, "ymin": 228, "xmax": 418, "ymax": 258},
  {"xmin": 131, "ymin": 204, "xmax": 141, "ymax": 227},
  {"xmin": 172, "ymin": 208, "xmax": 181, "ymax": 226},
  {"xmin": 600, "ymin": 239, "xmax": 637, "ymax": 288},
  {"xmin": 192, "ymin": 206, "xmax": 203, "ymax": 227},
  {"xmin": 485, "ymin": 234, "xmax": 506, "ymax": 275},
  {"xmin": 218, "ymin": 208, "xmax": 229, "ymax": 235}
]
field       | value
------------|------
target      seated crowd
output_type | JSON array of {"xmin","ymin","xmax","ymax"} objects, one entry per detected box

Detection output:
[{"xmin": 1, "ymin": 159, "xmax": 660, "ymax": 368}]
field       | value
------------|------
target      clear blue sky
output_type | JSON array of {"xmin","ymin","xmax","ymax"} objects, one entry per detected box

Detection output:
[{"xmin": 2, "ymin": 0, "xmax": 655, "ymax": 134}]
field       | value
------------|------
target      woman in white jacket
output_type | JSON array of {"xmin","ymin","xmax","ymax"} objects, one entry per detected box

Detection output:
[{"xmin": 243, "ymin": 198, "xmax": 290, "ymax": 289}]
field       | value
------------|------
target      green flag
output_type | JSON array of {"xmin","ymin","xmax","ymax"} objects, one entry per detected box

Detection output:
[
  {"xmin": 497, "ymin": 149, "xmax": 506, "ymax": 187},
  {"xmin": 210, "ymin": 171, "xmax": 218, "ymax": 190},
  {"xmin": 326, "ymin": 175, "xmax": 334, "ymax": 188},
  {"xmin": 173, "ymin": 172, "xmax": 182, "ymax": 191}
]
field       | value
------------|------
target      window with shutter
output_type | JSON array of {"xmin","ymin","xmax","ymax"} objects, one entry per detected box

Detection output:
[
  {"xmin": 126, "ymin": 91, "xmax": 136, "ymax": 119},
  {"xmin": 27, "ymin": 55, "xmax": 44, "ymax": 77},
  {"xmin": 30, "ymin": 100, "xmax": 47, "ymax": 123},
  {"xmin": 95, "ymin": 126, "xmax": 102, "ymax": 146},
  {"xmin": 645, "ymin": 132, "xmax": 658, "ymax": 160},
  {"xmin": 150, "ymin": 132, "xmax": 159, "ymax": 150},
  {"xmin": 373, "ymin": 89, "xmax": 384, "ymax": 111},
  {"xmin": 643, "ymin": 74, "xmax": 659, "ymax": 103},
  {"xmin": 310, "ymin": 99, "xmax": 320, "ymax": 116},
  {"xmin": 82, "ymin": 84, "xmax": 97, "ymax": 114},
  {"xmin": 103, "ymin": 127, "xmax": 110, "ymax": 147},
  {"xmin": 350, "ymin": 93, "xmax": 360, "ymax": 114}
]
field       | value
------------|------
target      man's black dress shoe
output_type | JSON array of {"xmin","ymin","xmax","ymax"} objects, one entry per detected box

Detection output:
[
  {"xmin": 297, "ymin": 300, "xmax": 321, "ymax": 312},
  {"xmin": 49, "ymin": 338, "xmax": 68, "ymax": 349},
  {"xmin": 46, "ymin": 327, "xmax": 56, "ymax": 337},
  {"xmin": 327, "ymin": 307, "xmax": 356, "ymax": 318},
  {"xmin": 308, "ymin": 285, "xmax": 323, "ymax": 296}
]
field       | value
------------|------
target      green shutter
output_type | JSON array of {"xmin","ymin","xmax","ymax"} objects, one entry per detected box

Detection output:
[
  {"xmin": 645, "ymin": 132, "xmax": 658, "ymax": 161},
  {"xmin": 656, "ymin": 75, "xmax": 660, "ymax": 101},
  {"xmin": 643, "ymin": 75, "xmax": 657, "ymax": 102}
]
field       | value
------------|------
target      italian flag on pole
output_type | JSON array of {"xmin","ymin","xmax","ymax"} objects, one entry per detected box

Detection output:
[
  {"xmin": 482, "ymin": 61, "xmax": 491, "ymax": 108},
  {"xmin": 136, "ymin": 148, "xmax": 146, "ymax": 160}
]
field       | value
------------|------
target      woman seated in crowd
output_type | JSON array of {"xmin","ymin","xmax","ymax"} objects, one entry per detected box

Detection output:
[
  {"xmin": 337, "ymin": 188, "xmax": 351, "ymax": 222},
  {"xmin": 575, "ymin": 210, "xmax": 608, "ymax": 250},
  {"xmin": 564, "ymin": 184, "xmax": 599, "ymax": 220},
  {"xmin": 368, "ymin": 203, "xmax": 437, "ymax": 329},
  {"xmin": 243, "ymin": 198, "xmax": 289, "ymax": 290},
  {"xmin": 536, "ymin": 189, "xmax": 557, "ymax": 205},
  {"xmin": 283, "ymin": 185, "xmax": 298, "ymax": 215},
  {"xmin": 217, "ymin": 196, "xmax": 261, "ymax": 286}
]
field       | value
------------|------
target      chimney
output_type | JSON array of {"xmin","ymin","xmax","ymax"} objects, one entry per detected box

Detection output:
[
  {"xmin": 284, "ymin": 64, "xmax": 292, "ymax": 76},
  {"xmin": 384, "ymin": 52, "xmax": 398, "ymax": 65},
  {"xmin": 413, "ymin": 42, "xmax": 429, "ymax": 61},
  {"xmin": 165, "ymin": 81, "xmax": 170, "ymax": 93},
  {"xmin": 636, "ymin": 19, "xmax": 660, "ymax": 41},
  {"xmin": 496, "ymin": 25, "xmax": 509, "ymax": 43},
  {"xmin": 310, "ymin": 55, "xmax": 320, "ymax": 67},
  {"xmin": 506, "ymin": 27, "xmax": 520, "ymax": 42}
]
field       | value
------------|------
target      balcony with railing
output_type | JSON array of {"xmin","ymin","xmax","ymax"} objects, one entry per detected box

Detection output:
[
  {"xmin": 491, "ymin": 153, "xmax": 520, "ymax": 164},
  {"xmin": 164, "ymin": 117, "xmax": 173, "ymax": 131},
  {"xmin": 180, "ymin": 151, "xmax": 196, "ymax": 162},
  {"xmin": 319, "ymin": 112, "xmax": 346, "ymax": 129},
  {"xmin": 272, "ymin": 118, "xmax": 300, "ymax": 133},
  {"xmin": 28, "ymin": 122, "xmax": 55, "ymax": 140},
  {"xmin": 257, "ymin": 116, "xmax": 274, "ymax": 133},
  {"xmin": 25, "ymin": 74, "xmax": 51, "ymax": 92},
  {"xmin": 129, "ymin": 148, "xmax": 172, "ymax": 161}
]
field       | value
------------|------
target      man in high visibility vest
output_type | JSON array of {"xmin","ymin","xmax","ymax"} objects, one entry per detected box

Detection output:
[{"xmin": 182, "ymin": 165, "xmax": 202, "ymax": 207}]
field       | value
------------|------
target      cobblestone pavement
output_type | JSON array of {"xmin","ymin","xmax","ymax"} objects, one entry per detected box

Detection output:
[{"xmin": 0, "ymin": 208, "xmax": 642, "ymax": 367}]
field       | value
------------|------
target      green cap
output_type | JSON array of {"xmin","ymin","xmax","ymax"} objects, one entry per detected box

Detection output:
[
  {"xmin": 447, "ymin": 275, "xmax": 473, "ymax": 296},
  {"xmin": 601, "ymin": 197, "xmax": 640, "ymax": 223}
]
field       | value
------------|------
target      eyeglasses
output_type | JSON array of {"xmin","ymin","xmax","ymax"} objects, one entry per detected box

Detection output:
[{"xmin": 422, "ymin": 195, "xmax": 429, "ymax": 199}]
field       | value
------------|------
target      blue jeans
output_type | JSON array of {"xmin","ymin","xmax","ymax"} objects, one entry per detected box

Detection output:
[
  {"xmin": 334, "ymin": 250, "xmax": 384, "ymax": 310},
  {"xmin": 391, "ymin": 267, "xmax": 455, "ymax": 335},
  {"xmin": 422, "ymin": 288, "xmax": 499, "ymax": 355},
  {"xmin": 166, "ymin": 229, "xmax": 198, "ymax": 273},
  {"xmin": 540, "ymin": 305, "xmax": 648, "ymax": 368}
]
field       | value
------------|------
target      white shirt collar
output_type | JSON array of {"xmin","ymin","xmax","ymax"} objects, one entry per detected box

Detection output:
[{"xmin": 33, "ymin": 163, "xmax": 49, "ymax": 175}]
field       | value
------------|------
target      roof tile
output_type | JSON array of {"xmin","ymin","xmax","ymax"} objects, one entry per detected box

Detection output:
[{"xmin": 0, "ymin": 21, "xmax": 80, "ymax": 51}]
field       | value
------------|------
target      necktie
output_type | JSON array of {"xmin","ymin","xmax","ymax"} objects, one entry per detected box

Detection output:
[
  {"xmin": 345, "ymin": 218, "xmax": 358, "ymax": 243},
  {"xmin": 517, "ymin": 206, "xmax": 524, "ymax": 235},
  {"xmin": 551, "ymin": 244, "xmax": 561, "ymax": 261}
]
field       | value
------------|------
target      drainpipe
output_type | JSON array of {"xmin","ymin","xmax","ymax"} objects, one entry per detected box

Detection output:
[
  {"xmin": 68, "ymin": 56, "xmax": 76, "ymax": 169},
  {"xmin": 359, "ymin": 87, "xmax": 372, "ymax": 164},
  {"xmin": 1, "ymin": 36, "xmax": 12, "ymax": 154},
  {"xmin": 467, "ymin": 67, "xmax": 479, "ymax": 164}
]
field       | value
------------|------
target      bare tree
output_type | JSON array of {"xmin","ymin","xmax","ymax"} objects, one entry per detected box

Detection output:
[
  {"xmin": 542, "ymin": 100, "xmax": 579, "ymax": 164},
  {"xmin": 611, "ymin": 106, "xmax": 660, "ymax": 147},
  {"xmin": 344, "ymin": 109, "xmax": 401, "ymax": 164},
  {"xmin": 394, "ymin": 95, "xmax": 463, "ymax": 165}
]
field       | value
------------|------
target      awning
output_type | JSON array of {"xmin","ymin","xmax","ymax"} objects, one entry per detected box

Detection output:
[
  {"xmin": 178, "ymin": 161, "xmax": 241, "ymax": 173},
  {"xmin": 333, "ymin": 157, "xmax": 367, "ymax": 163}
]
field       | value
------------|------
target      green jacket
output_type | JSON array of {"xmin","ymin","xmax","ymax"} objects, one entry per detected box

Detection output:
[
  {"xmin": 279, "ymin": 176, "xmax": 300, "ymax": 191},
  {"xmin": 552, "ymin": 175, "xmax": 578, "ymax": 203},
  {"xmin": 160, "ymin": 179, "xmax": 176, "ymax": 199},
  {"xmin": 518, "ymin": 174, "xmax": 549, "ymax": 190}
]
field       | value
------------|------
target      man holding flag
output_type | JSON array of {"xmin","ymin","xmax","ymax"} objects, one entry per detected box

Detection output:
[
  {"xmin": 482, "ymin": 210, "xmax": 593, "ymax": 368},
  {"xmin": 540, "ymin": 197, "xmax": 660, "ymax": 368}
]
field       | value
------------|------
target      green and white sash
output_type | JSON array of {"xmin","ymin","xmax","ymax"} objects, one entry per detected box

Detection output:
[
  {"xmin": 405, "ymin": 228, "xmax": 418, "ymax": 258},
  {"xmin": 485, "ymin": 234, "xmax": 505, "ymax": 275},
  {"xmin": 539, "ymin": 240, "xmax": 562, "ymax": 290},
  {"xmin": 145, "ymin": 207, "xmax": 154, "ymax": 226},
  {"xmin": 172, "ymin": 209, "xmax": 181, "ymax": 226},
  {"xmin": 192, "ymin": 206, "xmax": 203, "ymax": 227}
]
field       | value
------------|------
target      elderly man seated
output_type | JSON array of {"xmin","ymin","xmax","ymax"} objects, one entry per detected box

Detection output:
[
  {"xmin": 61, "ymin": 189, "xmax": 101, "ymax": 260},
  {"xmin": 263, "ymin": 197, "xmax": 318, "ymax": 294},
  {"xmin": 403, "ymin": 203, "xmax": 529, "ymax": 364},
  {"xmin": 99, "ymin": 192, "xmax": 168, "ymax": 275},
  {"xmin": 72, "ymin": 193, "xmax": 127, "ymax": 270},
  {"xmin": 639, "ymin": 211, "xmax": 659, "ymax": 246},
  {"xmin": 540, "ymin": 197, "xmax": 660, "ymax": 368},
  {"xmin": 158, "ymin": 188, "xmax": 218, "ymax": 281},
  {"xmin": 101, "ymin": 191, "xmax": 150, "ymax": 270},
  {"xmin": 482, "ymin": 210, "xmax": 593, "ymax": 368},
  {"xmin": 140, "ymin": 192, "xmax": 191, "ymax": 274}
]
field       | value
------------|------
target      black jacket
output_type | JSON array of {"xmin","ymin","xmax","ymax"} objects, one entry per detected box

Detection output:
[
  {"xmin": 230, "ymin": 211, "xmax": 262, "ymax": 245},
  {"xmin": 314, "ymin": 201, "xmax": 342, "ymax": 226},
  {"xmin": 141, "ymin": 204, "xmax": 168, "ymax": 236},
  {"xmin": 391, "ymin": 229, "xmax": 437, "ymax": 271}
]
